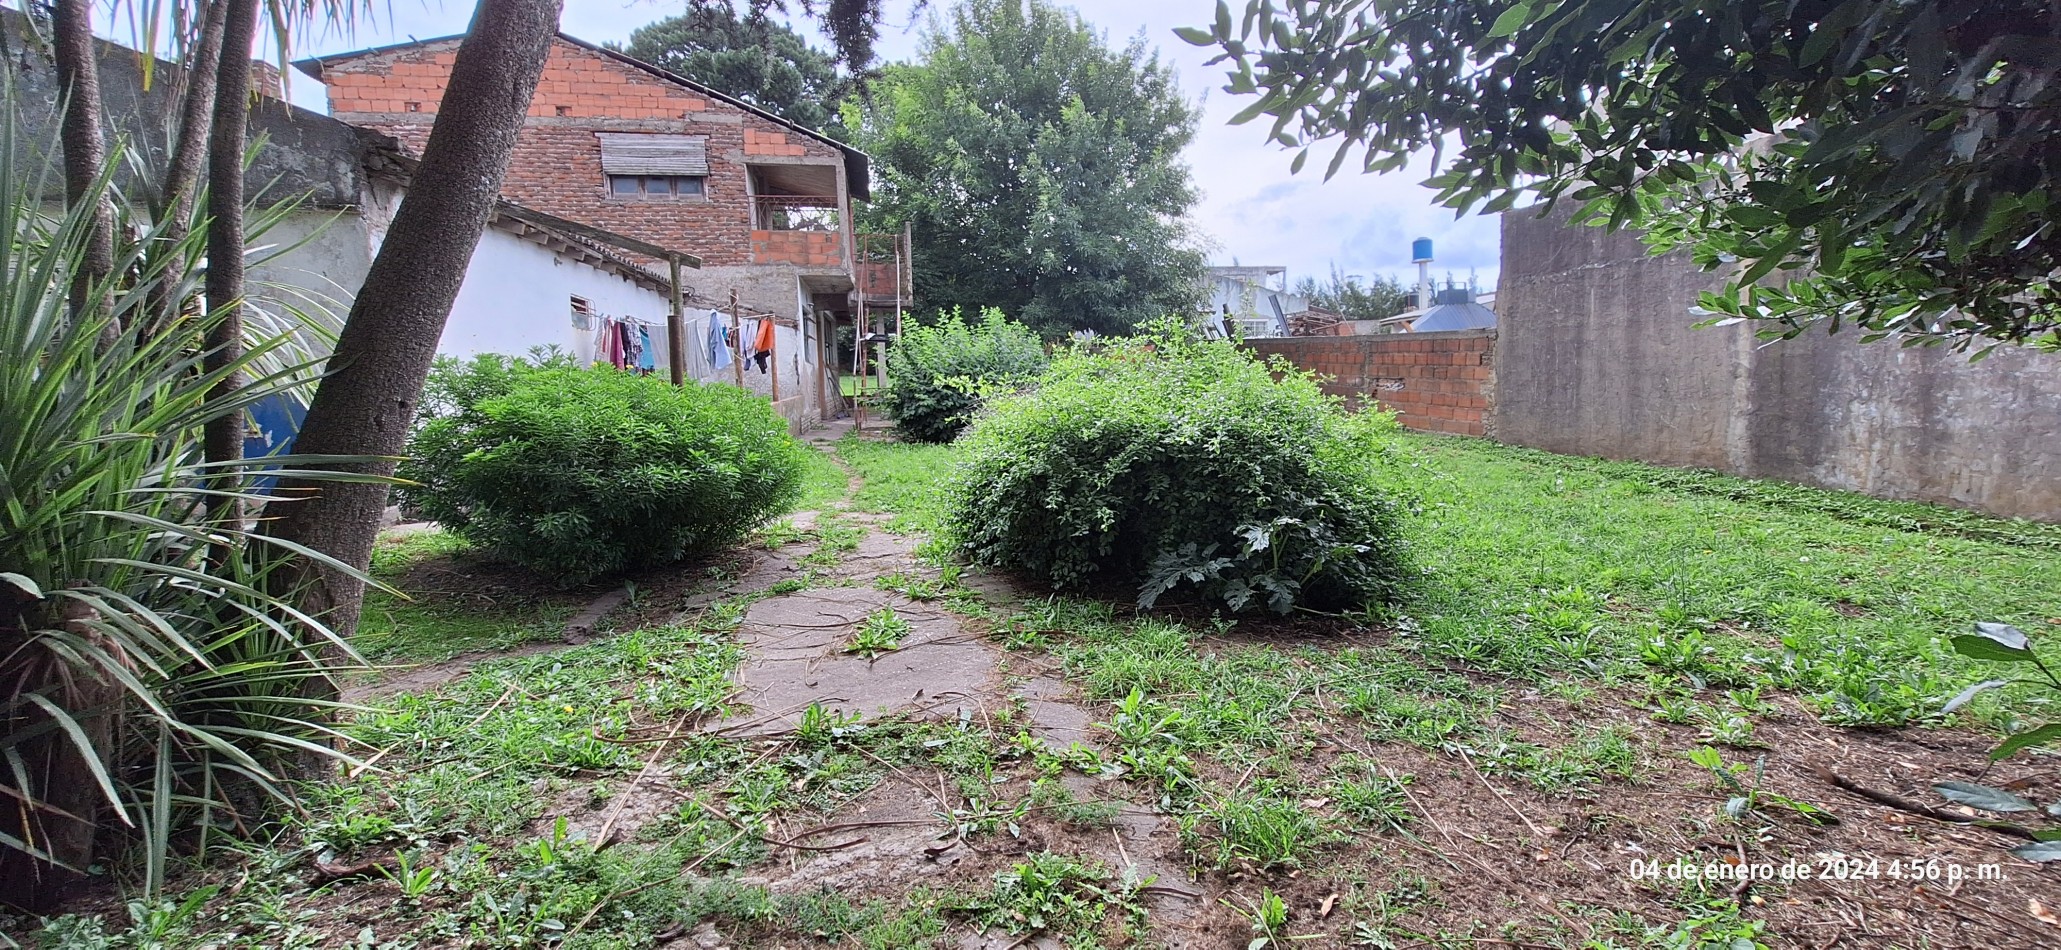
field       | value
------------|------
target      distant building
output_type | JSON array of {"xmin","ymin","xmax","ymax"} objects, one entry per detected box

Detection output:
[{"xmin": 1205, "ymin": 266, "xmax": 1307, "ymax": 338}]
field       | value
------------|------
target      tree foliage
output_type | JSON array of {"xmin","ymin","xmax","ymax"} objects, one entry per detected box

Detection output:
[
  {"xmin": 657, "ymin": 0, "xmax": 906, "ymax": 73},
  {"xmin": 617, "ymin": 3, "xmax": 848, "ymax": 132},
  {"xmin": 882, "ymin": 307, "xmax": 1047, "ymax": 443},
  {"xmin": 1186, "ymin": 0, "xmax": 2061, "ymax": 351},
  {"xmin": 850, "ymin": 0, "xmax": 1207, "ymax": 337},
  {"xmin": 1292, "ymin": 266, "xmax": 1413, "ymax": 321}
]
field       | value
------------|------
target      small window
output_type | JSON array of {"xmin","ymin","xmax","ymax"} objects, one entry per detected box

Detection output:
[{"xmin": 608, "ymin": 174, "xmax": 706, "ymax": 197}]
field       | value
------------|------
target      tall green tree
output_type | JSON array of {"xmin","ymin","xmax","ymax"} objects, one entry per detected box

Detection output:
[
  {"xmin": 616, "ymin": 3, "xmax": 847, "ymax": 132},
  {"xmin": 1292, "ymin": 266, "xmax": 1412, "ymax": 321},
  {"xmin": 1186, "ymin": 1, "xmax": 2061, "ymax": 351},
  {"xmin": 851, "ymin": 0, "xmax": 1206, "ymax": 337}
]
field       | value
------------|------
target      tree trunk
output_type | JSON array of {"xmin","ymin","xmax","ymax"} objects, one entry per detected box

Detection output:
[
  {"xmin": 142, "ymin": 0, "xmax": 231, "ymax": 340},
  {"xmin": 50, "ymin": 0, "xmax": 115, "ymax": 340},
  {"xmin": 201, "ymin": 0, "xmax": 261, "ymax": 535},
  {"xmin": 265, "ymin": 0, "xmax": 563, "ymax": 686}
]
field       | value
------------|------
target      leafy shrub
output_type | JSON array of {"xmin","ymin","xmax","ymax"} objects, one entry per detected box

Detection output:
[
  {"xmin": 400, "ymin": 361, "xmax": 805, "ymax": 583},
  {"xmin": 882, "ymin": 307, "xmax": 1047, "ymax": 443},
  {"xmin": 946, "ymin": 324, "xmax": 1411, "ymax": 614}
]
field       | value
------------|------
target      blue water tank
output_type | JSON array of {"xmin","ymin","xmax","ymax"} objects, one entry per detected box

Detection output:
[{"xmin": 1411, "ymin": 237, "xmax": 1434, "ymax": 263}]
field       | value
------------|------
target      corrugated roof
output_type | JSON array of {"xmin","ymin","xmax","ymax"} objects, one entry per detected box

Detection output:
[{"xmin": 1411, "ymin": 302, "xmax": 1498, "ymax": 333}]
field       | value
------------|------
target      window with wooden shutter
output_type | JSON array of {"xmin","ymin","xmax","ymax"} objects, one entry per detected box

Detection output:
[{"xmin": 596, "ymin": 133, "xmax": 710, "ymax": 176}]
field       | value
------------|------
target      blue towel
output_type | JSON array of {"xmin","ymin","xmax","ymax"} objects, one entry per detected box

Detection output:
[
  {"xmin": 636, "ymin": 326, "xmax": 655, "ymax": 372},
  {"xmin": 706, "ymin": 316, "xmax": 733, "ymax": 370}
]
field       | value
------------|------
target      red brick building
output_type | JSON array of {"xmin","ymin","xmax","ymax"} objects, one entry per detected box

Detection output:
[{"xmin": 295, "ymin": 32, "xmax": 887, "ymax": 333}]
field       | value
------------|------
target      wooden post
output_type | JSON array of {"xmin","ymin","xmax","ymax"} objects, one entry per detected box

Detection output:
[
  {"xmin": 770, "ymin": 318, "xmax": 781, "ymax": 402},
  {"xmin": 729, "ymin": 289, "xmax": 744, "ymax": 389},
  {"xmin": 854, "ymin": 308, "xmax": 868, "ymax": 431},
  {"xmin": 666, "ymin": 254, "xmax": 686, "ymax": 386}
]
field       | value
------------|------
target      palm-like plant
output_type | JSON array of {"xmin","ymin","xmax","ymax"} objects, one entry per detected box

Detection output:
[{"xmin": 0, "ymin": 114, "xmax": 380, "ymax": 904}]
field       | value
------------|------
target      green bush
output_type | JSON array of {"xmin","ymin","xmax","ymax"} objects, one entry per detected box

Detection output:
[
  {"xmin": 400, "ymin": 359, "xmax": 805, "ymax": 583},
  {"xmin": 947, "ymin": 324, "xmax": 1412, "ymax": 614},
  {"xmin": 882, "ymin": 307, "xmax": 1048, "ymax": 443}
]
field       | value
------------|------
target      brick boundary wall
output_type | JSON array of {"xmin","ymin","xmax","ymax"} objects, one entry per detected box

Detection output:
[{"xmin": 1242, "ymin": 329, "xmax": 1496, "ymax": 437}]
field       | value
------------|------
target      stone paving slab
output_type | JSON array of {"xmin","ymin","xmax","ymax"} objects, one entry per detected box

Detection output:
[{"xmin": 715, "ymin": 587, "xmax": 999, "ymax": 737}]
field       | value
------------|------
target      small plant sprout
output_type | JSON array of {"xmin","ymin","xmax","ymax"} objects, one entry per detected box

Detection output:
[
  {"xmin": 794, "ymin": 702, "xmax": 865, "ymax": 746},
  {"xmin": 1225, "ymin": 887, "xmax": 1291, "ymax": 948},
  {"xmin": 846, "ymin": 607, "xmax": 910, "ymax": 658},
  {"xmin": 1687, "ymin": 746, "xmax": 1835, "ymax": 827},
  {"xmin": 379, "ymin": 850, "xmax": 439, "ymax": 901},
  {"xmin": 1936, "ymin": 621, "xmax": 2061, "ymax": 862}
]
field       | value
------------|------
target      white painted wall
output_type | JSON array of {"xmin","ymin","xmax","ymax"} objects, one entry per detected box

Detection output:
[{"xmin": 439, "ymin": 227, "xmax": 676, "ymax": 364}]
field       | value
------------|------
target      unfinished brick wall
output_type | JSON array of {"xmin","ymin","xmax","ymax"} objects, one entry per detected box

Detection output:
[
  {"xmin": 752, "ymin": 230, "xmax": 842, "ymax": 268},
  {"xmin": 1243, "ymin": 330, "xmax": 1496, "ymax": 437},
  {"xmin": 315, "ymin": 37, "xmax": 848, "ymax": 270}
]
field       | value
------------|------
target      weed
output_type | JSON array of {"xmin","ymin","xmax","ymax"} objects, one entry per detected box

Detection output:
[
  {"xmin": 956, "ymin": 852, "xmax": 1148, "ymax": 946},
  {"xmin": 794, "ymin": 702, "xmax": 867, "ymax": 747},
  {"xmin": 1227, "ymin": 887, "xmax": 1292, "ymax": 948},
  {"xmin": 1648, "ymin": 898, "xmax": 1770, "ymax": 949},
  {"xmin": 1328, "ymin": 758, "xmax": 1414, "ymax": 833},
  {"xmin": 380, "ymin": 850, "xmax": 440, "ymax": 901},
  {"xmin": 1183, "ymin": 788, "xmax": 1337, "ymax": 869},
  {"xmin": 1686, "ymin": 746, "xmax": 1836, "ymax": 827},
  {"xmin": 846, "ymin": 607, "xmax": 910, "ymax": 658},
  {"xmin": 1698, "ymin": 713, "xmax": 1759, "ymax": 748}
]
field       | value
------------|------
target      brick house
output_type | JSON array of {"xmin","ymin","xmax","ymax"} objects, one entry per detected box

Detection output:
[{"xmin": 296, "ymin": 32, "xmax": 905, "ymax": 421}]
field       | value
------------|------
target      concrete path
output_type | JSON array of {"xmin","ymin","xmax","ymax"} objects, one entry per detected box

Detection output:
[{"xmin": 693, "ymin": 446, "xmax": 1204, "ymax": 945}]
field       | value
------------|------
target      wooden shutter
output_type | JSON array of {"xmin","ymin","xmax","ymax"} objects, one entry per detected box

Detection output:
[{"xmin": 596, "ymin": 133, "xmax": 710, "ymax": 176}]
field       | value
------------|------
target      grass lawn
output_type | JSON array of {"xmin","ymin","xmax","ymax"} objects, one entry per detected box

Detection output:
[
  {"xmin": 356, "ymin": 529, "xmax": 580, "ymax": 662},
  {"xmin": 26, "ymin": 432, "xmax": 2061, "ymax": 949}
]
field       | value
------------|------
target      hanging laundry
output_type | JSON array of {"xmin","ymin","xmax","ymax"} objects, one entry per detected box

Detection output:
[
  {"xmin": 752, "ymin": 318, "xmax": 776, "ymax": 374},
  {"xmin": 600, "ymin": 317, "xmax": 625, "ymax": 369},
  {"xmin": 621, "ymin": 321, "xmax": 642, "ymax": 371},
  {"xmin": 636, "ymin": 325, "xmax": 656, "ymax": 374},
  {"xmin": 705, "ymin": 314, "xmax": 733, "ymax": 370}
]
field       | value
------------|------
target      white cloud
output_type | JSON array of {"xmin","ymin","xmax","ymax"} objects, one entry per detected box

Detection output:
[{"xmin": 288, "ymin": 0, "xmax": 1501, "ymax": 289}]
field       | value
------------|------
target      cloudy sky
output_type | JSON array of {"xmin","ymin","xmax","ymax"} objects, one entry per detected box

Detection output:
[{"xmin": 278, "ymin": 0, "xmax": 1500, "ymax": 290}]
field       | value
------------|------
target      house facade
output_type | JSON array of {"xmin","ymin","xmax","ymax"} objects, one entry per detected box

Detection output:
[{"xmin": 295, "ymin": 35, "xmax": 879, "ymax": 343}]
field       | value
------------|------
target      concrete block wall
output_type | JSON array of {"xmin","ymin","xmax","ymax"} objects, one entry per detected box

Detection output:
[
  {"xmin": 1495, "ymin": 207, "xmax": 2061, "ymax": 522},
  {"xmin": 1243, "ymin": 331, "xmax": 1495, "ymax": 436}
]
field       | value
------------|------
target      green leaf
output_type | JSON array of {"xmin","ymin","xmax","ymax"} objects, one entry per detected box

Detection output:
[
  {"xmin": 1973, "ymin": 621, "xmax": 2031, "ymax": 651},
  {"xmin": 20, "ymin": 692, "xmax": 130, "ymax": 824},
  {"xmin": 1724, "ymin": 206, "xmax": 1783, "ymax": 229},
  {"xmin": 1488, "ymin": 3, "xmax": 1533, "ymax": 38},
  {"xmin": 2008, "ymin": 840, "xmax": 2061, "ymax": 862},
  {"xmin": 0, "ymin": 572, "xmax": 42, "ymax": 600},
  {"xmin": 1990, "ymin": 723, "xmax": 2061, "ymax": 762},
  {"xmin": 1933, "ymin": 781, "xmax": 2037, "ymax": 813},
  {"xmin": 1941, "ymin": 679, "xmax": 2010, "ymax": 715},
  {"xmin": 1950, "ymin": 630, "xmax": 2034, "ymax": 664},
  {"xmin": 1951, "ymin": 640, "xmax": 2035, "ymax": 664},
  {"xmin": 1172, "ymin": 26, "xmax": 1215, "ymax": 46}
]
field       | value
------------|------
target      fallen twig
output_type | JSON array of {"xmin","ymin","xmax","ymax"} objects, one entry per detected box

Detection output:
[
  {"xmin": 1814, "ymin": 764, "xmax": 2040, "ymax": 841},
  {"xmin": 1456, "ymin": 746, "xmax": 1546, "ymax": 840}
]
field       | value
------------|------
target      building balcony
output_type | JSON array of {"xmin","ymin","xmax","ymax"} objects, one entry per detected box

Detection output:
[{"xmin": 753, "ymin": 194, "xmax": 842, "ymax": 232}]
